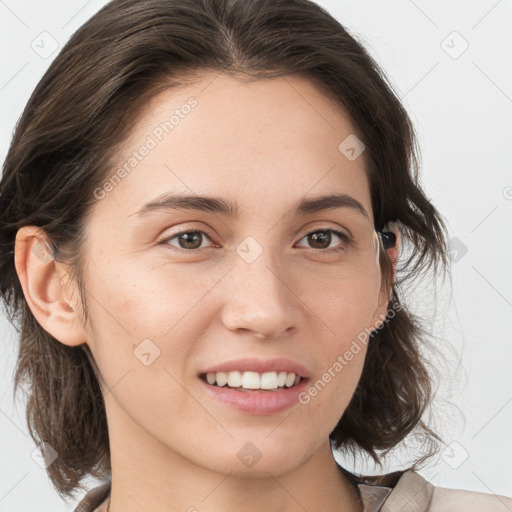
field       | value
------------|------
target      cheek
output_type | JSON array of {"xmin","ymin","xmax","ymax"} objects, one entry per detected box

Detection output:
[
  {"xmin": 82, "ymin": 280, "xmax": 204, "ymax": 442},
  {"xmin": 86, "ymin": 255, "xmax": 223, "ymax": 339},
  {"xmin": 82, "ymin": 262, "xmax": 212, "ymax": 397},
  {"xmin": 295, "ymin": 275, "xmax": 378, "ymax": 415},
  {"xmin": 306, "ymin": 269, "xmax": 381, "ymax": 341}
]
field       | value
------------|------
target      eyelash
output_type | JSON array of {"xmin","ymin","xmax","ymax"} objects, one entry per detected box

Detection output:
[{"xmin": 158, "ymin": 227, "xmax": 351, "ymax": 254}]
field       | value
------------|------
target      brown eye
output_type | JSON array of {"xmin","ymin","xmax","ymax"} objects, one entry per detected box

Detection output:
[
  {"xmin": 161, "ymin": 230, "xmax": 214, "ymax": 251},
  {"xmin": 296, "ymin": 229, "xmax": 350, "ymax": 252}
]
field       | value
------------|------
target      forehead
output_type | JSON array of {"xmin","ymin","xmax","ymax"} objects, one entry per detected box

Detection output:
[{"xmin": 94, "ymin": 72, "xmax": 373, "ymax": 223}]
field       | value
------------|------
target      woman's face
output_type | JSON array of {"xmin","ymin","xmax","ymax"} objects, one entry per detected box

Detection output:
[{"xmin": 79, "ymin": 72, "xmax": 389, "ymax": 476}]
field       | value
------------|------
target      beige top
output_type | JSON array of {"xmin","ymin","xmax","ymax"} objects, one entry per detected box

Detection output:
[{"xmin": 74, "ymin": 469, "xmax": 512, "ymax": 512}]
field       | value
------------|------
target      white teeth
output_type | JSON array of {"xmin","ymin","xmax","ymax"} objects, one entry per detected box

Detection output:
[
  {"xmin": 227, "ymin": 371, "xmax": 242, "ymax": 388},
  {"xmin": 215, "ymin": 372, "xmax": 228, "ymax": 387},
  {"xmin": 285, "ymin": 372, "xmax": 296, "ymax": 388},
  {"xmin": 204, "ymin": 370, "xmax": 302, "ymax": 390},
  {"xmin": 260, "ymin": 371, "xmax": 277, "ymax": 389},
  {"xmin": 241, "ymin": 371, "xmax": 260, "ymax": 389}
]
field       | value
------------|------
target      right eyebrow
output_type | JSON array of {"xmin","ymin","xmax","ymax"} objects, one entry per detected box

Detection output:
[{"xmin": 129, "ymin": 193, "xmax": 239, "ymax": 218}]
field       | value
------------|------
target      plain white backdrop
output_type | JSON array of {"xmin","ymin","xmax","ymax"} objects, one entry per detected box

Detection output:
[{"xmin": 0, "ymin": 1, "xmax": 511, "ymax": 510}]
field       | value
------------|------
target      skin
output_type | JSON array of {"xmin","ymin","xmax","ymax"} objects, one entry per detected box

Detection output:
[{"xmin": 15, "ymin": 72, "xmax": 399, "ymax": 512}]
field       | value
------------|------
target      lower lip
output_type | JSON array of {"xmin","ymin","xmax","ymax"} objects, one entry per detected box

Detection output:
[{"xmin": 199, "ymin": 377, "xmax": 309, "ymax": 415}]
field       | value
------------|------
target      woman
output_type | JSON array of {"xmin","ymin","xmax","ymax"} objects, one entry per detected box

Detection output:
[{"xmin": 0, "ymin": 0, "xmax": 510, "ymax": 511}]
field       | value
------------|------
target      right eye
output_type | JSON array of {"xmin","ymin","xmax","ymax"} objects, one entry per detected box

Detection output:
[{"xmin": 159, "ymin": 229, "xmax": 217, "ymax": 252}]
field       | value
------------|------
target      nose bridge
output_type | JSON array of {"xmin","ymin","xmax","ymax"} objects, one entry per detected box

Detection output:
[{"xmin": 220, "ymin": 235, "xmax": 302, "ymax": 338}]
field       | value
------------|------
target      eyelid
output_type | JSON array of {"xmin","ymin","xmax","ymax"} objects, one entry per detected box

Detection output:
[{"xmin": 299, "ymin": 222, "xmax": 351, "ymax": 240}]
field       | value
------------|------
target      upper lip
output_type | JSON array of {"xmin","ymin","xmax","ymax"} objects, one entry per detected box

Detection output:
[{"xmin": 201, "ymin": 358, "xmax": 311, "ymax": 379}]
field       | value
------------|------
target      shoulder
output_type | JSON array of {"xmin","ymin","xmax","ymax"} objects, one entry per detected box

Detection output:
[
  {"xmin": 354, "ymin": 469, "xmax": 512, "ymax": 512},
  {"xmin": 429, "ymin": 484, "xmax": 512, "ymax": 512},
  {"xmin": 384, "ymin": 470, "xmax": 512, "ymax": 512},
  {"xmin": 73, "ymin": 481, "xmax": 111, "ymax": 512}
]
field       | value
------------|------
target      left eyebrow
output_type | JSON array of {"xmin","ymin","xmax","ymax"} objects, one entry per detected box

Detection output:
[{"xmin": 129, "ymin": 192, "xmax": 369, "ymax": 220}]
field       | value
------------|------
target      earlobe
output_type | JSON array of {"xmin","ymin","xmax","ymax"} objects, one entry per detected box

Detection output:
[{"xmin": 14, "ymin": 226, "xmax": 86, "ymax": 347}]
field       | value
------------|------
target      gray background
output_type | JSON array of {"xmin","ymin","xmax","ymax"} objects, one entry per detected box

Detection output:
[{"xmin": 1, "ymin": 0, "xmax": 511, "ymax": 510}]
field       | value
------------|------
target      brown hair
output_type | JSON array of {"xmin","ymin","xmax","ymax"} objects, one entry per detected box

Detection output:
[{"xmin": 0, "ymin": 0, "xmax": 450, "ymax": 499}]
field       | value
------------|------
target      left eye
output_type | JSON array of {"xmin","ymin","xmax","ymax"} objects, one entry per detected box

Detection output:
[
  {"xmin": 161, "ymin": 228, "xmax": 349, "ymax": 252},
  {"xmin": 295, "ymin": 229, "xmax": 349, "ymax": 251}
]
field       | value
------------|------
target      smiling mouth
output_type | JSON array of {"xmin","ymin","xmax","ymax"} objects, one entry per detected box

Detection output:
[{"xmin": 199, "ymin": 371, "xmax": 305, "ymax": 392}]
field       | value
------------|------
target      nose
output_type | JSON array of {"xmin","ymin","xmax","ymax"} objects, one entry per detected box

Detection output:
[{"xmin": 219, "ymin": 250, "xmax": 304, "ymax": 340}]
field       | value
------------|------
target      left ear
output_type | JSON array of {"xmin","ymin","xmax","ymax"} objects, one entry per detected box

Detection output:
[
  {"xmin": 370, "ymin": 221, "xmax": 402, "ymax": 330},
  {"xmin": 382, "ymin": 220, "xmax": 401, "ymax": 279}
]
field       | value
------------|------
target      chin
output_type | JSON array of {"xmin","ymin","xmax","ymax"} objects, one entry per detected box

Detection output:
[{"xmin": 193, "ymin": 440, "xmax": 310, "ymax": 478}]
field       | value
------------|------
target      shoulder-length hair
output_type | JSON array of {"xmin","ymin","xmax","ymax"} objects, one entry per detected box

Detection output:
[{"xmin": 0, "ymin": 0, "xmax": 449, "ymax": 498}]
